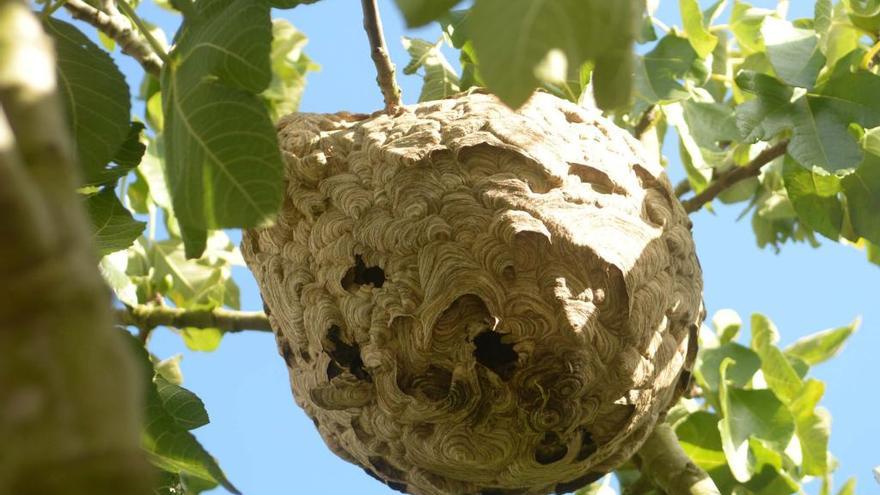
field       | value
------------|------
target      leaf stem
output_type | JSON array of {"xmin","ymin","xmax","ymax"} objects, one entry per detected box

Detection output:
[
  {"xmin": 861, "ymin": 38, "xmax": 880, "ymax": 69},
  {"xmin": 116, "ymin": 305, "xmax": 273, "ymax": 332},
  {"xmin": 116, "ymin": 0, "xmax": 169, "ymax": 64},
  {"xmin": 682, "ymin": 140, "xmax": 789, "ymax": 214},
  {"xmin": 360, "ymin": 0, "xmax": 403, "ymax": 114}
]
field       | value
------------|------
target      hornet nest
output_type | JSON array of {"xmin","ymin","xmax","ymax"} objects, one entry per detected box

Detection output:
[{"xmin": 242, "ymin": 91, "xmax": 704, "ymax": 495}]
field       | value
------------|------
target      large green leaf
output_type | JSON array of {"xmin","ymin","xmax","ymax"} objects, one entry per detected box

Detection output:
[
  {"xmin": 402, "ymin": 37, "xmax": 460, "ymax": 102},
  {"xmin": 680, "ymin": 0, "xmax": 718, "ymax": 58},
  {"xmin": 676, "ymin": 411, "xmax": 728, "ymax": 471},
  {"xmin": 750, "ymin": 313, "xmax": 804, "ymax": 405},
  {"xmin": 469, "ymin": 0, "xmax": 638, "ymax": 109},
  {"xmin": 635, "ymin": 34, "xmax": 704, "ymax": 105},
  {"xmin": 737, "ymin": 69, "xmax": 880, "ymax": 172},
  {"xmin": 161, "ymin": 0, "xmax": 284, "ymax": 257},
  {"xmin": 841, "ymin": 153, "xmax": 880, "ymax": 244},
  {"xmin": 718, "ymin": 359, "xmax": 796, "ymax": 482},
  {"xmin": 783, "ymin": 319, "xmax": 858, "ymax": 365},
  {"xmin": 696, "ymin": 342, "xmax": 761, "ymax": 391},
  {"xmin": 731, "ymin": 1, "xmax": 773, "ymax": 54},
  {"xmin": 43, "ymin": 18, "xmax": 134, "ymax": 187},
  {"xmin": 783, "ymin": 157, "xmax": 844, "ymax": 240},
  {"xmin": 761, "ymin": 17, "xmax": 825, "ymax": 89},
  {"xmin": 394, "ymin": 0, "xmax": 462, "ymax": 27},
  {"xmin": 790, "ymin": 379, "xmax": 831, "ymax": 475},
  {"xmin": 86, "ymin": 188, "xmax": 147, "ymax": 256},
  {"xmin": 155, "ymin": 375, "xmax": 210, "ymax": 430}
]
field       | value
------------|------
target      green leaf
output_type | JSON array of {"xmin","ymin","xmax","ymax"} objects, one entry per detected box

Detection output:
[
  {"xmin": 155, "ymin": 354, "xmax": 184, "ymax": 385},
  {"xmin": 394, "ymin": 0, "xmax": 462, "ymax": 27},
  {"xmin": 682, "ymin": 99, "xmax": 743, "ymax": 149},
  {"xmin": 790, "ymin": 379, "xmax": 830, "ymax": 475},
  {"xmin": 731, "ymin": 1, "xmax": 772, "ymax": 54},
  {"xmin": 635, "ymin": 34, "xmax": 703, "ymax": 104},
  {"xmin": 814, "ymin": 0, "xmax": 833, "ymax": 36},
  {"xmin": 718, "ymin": 359, "xmax": 796, "ymax": 482},
  {"xmin": 696, "ymin": 342, "xmax": 761, "ymax": 391},
  {"xmin": 844, "ymin": 0, "xmax": 880, "ymax": 16},
  {"xmin": 783, "ymin": 319, "xmax": 859, "ymax": 365},
  {"xmin": 148, "ymin": 239, "xmax": 227, "ymax": 309},
  {"xmin": 735, "ymin": 71, "xmax": 796, "ymax": 142},
  {"xmin": 144, "ymin": 382, "xmax": 238, "ymax": 493},
  {"xmin": 761, "ymin": 17, "xmax": 825, "ymax": 89},
  {"xmin": 837, "ymin": 478, "xmax": 856, "ymax": 495},
  {"xmin": 712, "ymin": 309, "xmax": 742, "ymax": 343},
  {"xmin": 680, "ymin": 0, "xmax": 718, "ymax": 58},
  {"xmin": 161, "ymin": 0, "xmax": 284, "ymax": 257},
  {"xmin": 155, "ymin": 375, "xmax": 210, "ymax": 430},
  {"xmin": 750, "ymin": 313, "xmax": 804, "ymax": 404},
  {"xmin": 402, "ymin": 37, "xmax": 460, "ymax": 102},
  {"xmin": 262, "ymin": 19, "xmax": 319, "ymax": 122},
  {"xmin": 783, "ymin": 157, "xmax": 844, "ymax": 240},
  {"xmin": 268, "ymin": 0, "xmax": 320, "ymax": 8},
  {"xmin": 86, "ymin": 188, "xmax": 146, "ymax": 256},
  {"xmin": 43, "ymin": 18, "xmax": 133, "ymax": 187},
  {"xmin": 181, "ymin": 327, "xmax": 223, "ymax": 352},
  {"xmin": 676, "ymin": 411, "xmax": 728, "ymax": 471},
  {"xmin": 841, "ymin": 153, "xmax": 880, "ymax": 245},
  {"xmin": 469, "ymin": 0, "xmax": 638, "ymax": 109}
]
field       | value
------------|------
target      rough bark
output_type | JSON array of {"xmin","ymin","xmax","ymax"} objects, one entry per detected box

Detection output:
[
  {"xmin": 636, "ymin": 424, "xmax": 721, "ymax": 495},
  {"xmin": 0, "ymin": 3, "xmax": 153, "ymax": 493},
  {"xmin": 244, "ymin": 91, "xmax": 705, "ymax": 495}
]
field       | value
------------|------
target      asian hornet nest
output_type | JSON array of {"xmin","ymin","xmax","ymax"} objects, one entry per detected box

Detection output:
[{"xmin": 242, "ymin": 92, "xmax": 703, "ymax": 495}]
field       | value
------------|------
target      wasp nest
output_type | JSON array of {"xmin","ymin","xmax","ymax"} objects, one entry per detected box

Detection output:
[{"xmin": 242, "ymin": 92, "xmax": 703, "ymax": 495}]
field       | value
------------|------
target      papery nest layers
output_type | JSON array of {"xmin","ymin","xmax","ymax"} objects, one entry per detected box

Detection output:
[{"xmin": 242, "ymin": 91, "xmax": 704, "ymax": 495}]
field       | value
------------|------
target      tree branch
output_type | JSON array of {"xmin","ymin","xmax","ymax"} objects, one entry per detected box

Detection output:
[
  {"xmin": 0, "ymin": 3, "xmax": 153, "ymax": 492},
  {"xmin": 63, "ymin": 0, "xmax": 164, "ymax": 76},
  {"xmin": 636, "ymin": 424, "xmax": 721, "ymax": 495},
  {"xmin": 633, "ymin": 105, "xmax": 657, "ymax": 140},
  {"xmin": 360, "ymin": 0, "xmax": 402, "ymax": 114},
  {"xmin": 116, "ymin": 305, "xmax": 272, "ymax": 333},
  {"xmin": 681, "ymin": 140, "xmax": 789, "ymax": 214}
]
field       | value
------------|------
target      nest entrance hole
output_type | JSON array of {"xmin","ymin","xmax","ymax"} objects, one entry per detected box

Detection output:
[
  {"xmin": 473, "ymin": 330, "xmax": 518, "ymax": 381},
  {"xmin": 325, "ymin": 325, "xmax": 370, "ymax": 381},
  {"xmin": 342, "ymin": 254, "xmax": 385, "ymax": 290}
]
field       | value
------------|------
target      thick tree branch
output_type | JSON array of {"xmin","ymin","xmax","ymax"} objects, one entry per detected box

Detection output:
[
  {"xmin": 360, "ymin": 0, "xmax": 402, "ymax": 114},
  {"xmin": 636, "ymin": 424, "xmax": 721, "ymax": 495},
  {"xmin": 63, "ymin": 0, "xmax": 164, "ymax": 76},
  {"xmin": 116, "ymin": 305, "xmax": 273, "ymax": 333},
  {"xmin": 682, "ymin": 140, "xmax": 789, "ymax": 214},
  {"xmin": 0, "ymin": 3, "xmax": 153, "ymax": 492}
]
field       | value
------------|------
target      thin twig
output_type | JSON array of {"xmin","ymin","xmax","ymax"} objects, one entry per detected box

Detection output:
[
  {"xmin": 636, "ymin": 424, "xmax": 721, "ymax": 495},
  {"xmin": 62, "ymin": 0, "xmax": 163, "ymax": 75},
  {"xmin": 633, "ymin": 105, "xmax": 657, "ymax": 140},
  {"xmin": 674, "ymin": 179, "xmax": 691, "ymax": 198},
  {"xmin": 116, "ymin": 305, "xmax": 273, "ymax": 333},
  {"xmin": 115, "ymin": 0, "xmax": 169, "ymax": 63},
  {"xmin": 360, "ymin": 0, "xmax": 402, "ymax": 114},
  {"xmin": 682, "ymin": 140, "xmax": 789, "ymax": 214}
]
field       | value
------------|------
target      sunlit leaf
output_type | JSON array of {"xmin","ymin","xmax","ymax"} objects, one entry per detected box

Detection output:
[
  {"xmin": 750, "ymin": 313, "xmax": 803, "ymax": 404},
  {"xmin": 86, "ymin": 188, "xmax": 146, "ymax": 256},
  {"xmin": 262, "ymin": 19, "xmax": 319, "ymax": 121},
  {"xmin": 155, "ymin": 375, "xmax": 210, "ymax": 430},
  {"xmin": 761, "ymin": 17, "xmax": 825, "ymax": 88},
  {"xmin": 469, "ymin": 0, "xmax": 638, "ymax": 109},
  {"xmin": 161, "ymin": 0, "xmax": 283, "ymax": 257},
  {"xmin": 394, "ymin": 0, "xmax": 462, "ymax": 27},
  {"xmin": 402, "ymin": 37, "xmax": 460, "ymax": 102},
  {"xmin": 784, "ymin": 319, "xmax": 859, "ymax": 365},
  {"xmin": 680, "ymin": 0, "xmax": 718, "ymax": 58}
]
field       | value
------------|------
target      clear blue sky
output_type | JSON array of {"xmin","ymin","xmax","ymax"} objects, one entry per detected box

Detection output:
[{"xmin": 88, "ymin": 0, "xmax": 880, "ymax": 493}]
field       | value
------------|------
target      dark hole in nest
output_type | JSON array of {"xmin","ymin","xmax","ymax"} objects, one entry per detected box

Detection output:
[
  {"xmin": 342, "ymin": 254, "xmax": 385, "ymax": 290},
  {"xmin": 473, "ymin": 330, "xmax": 518, "ymax": 381},
  {"xmin": 325, "ymin": 325, "xmax": 370, "ymax": 381},
  {"xmin": 535, "ymin": 432, "xmax": 568, "ymax": 465},
  {"xmin": 576, "ymin": 428, "xmax": 597, "ymax": 461}
]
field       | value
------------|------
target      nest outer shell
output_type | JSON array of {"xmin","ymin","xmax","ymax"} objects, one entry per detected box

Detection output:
[{"xmin": 242, "ymin": 91, "xmax": 704, "ymax": 495}]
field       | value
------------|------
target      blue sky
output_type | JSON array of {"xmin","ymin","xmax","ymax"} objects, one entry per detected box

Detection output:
[{"xmin": 92, "ymin": 0, "xmax": 880, "ymax": 493}]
